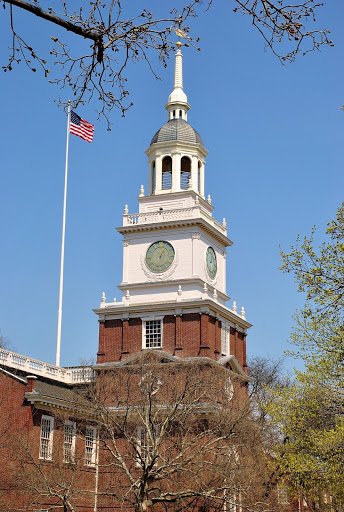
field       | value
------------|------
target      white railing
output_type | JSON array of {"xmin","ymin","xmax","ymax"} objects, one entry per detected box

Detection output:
[
  {"xmin": 0, "ymin": 349, "xmax": 94, "ymax": 384},
  {"xmin": 123, "ymin": 206, "xmax": 227, "ymax": 235}
]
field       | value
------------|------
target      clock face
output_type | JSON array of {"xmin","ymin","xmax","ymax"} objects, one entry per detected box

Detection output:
[
  {"xmin": 206, "ymin": 246, "xmax": 217, "ymax": 279},
  {"xmin": 146, "ymin": 241, "xmax": 175, "ymax": 273}
]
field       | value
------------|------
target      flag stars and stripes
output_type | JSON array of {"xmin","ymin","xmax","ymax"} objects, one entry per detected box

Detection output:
[{"xmin": 70, "ymin": 111, "xmax": 94, "ymax": 142}]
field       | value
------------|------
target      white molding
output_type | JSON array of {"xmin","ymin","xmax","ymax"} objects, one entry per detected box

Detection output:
[
  {"xmin": 142, "ymin": 318, "xmax": 163, "ymax": 350},
  {"xmin": 140, "ymin": 248, "xmax": 179, "ymax": 282},
  {"xmin": 94, "ymin": 298, "xmax": 251, "ymax": 332},
  {"xmin": 117, "ymin": 217, "xmax": 231, "ymax": 248},
  {"xmin": 39, "ymin": 415, "xmax": 54, "ymax": 460}
]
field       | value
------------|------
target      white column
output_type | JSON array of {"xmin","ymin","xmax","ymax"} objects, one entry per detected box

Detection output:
[
  {"xmin": 222, "ymin": 250, "xmax": 227, "ymax": 294},
  {"xmin": 200, "ymin": 161, "xmax": 205, "ymax": 198},
  {"xmin": 155, "ymin": 156, "xmax": 162, "ymax": 193},
  {"xmin": 191, "ymin": 156, "xmax": 198, "ymax": 194},
  {"xmin": 172, "ymin": 153, "xmax": 181, "ymax": 192},
  {"xmin": 148, "ymin": 160, "xmax": 153, "ymax": 195}
]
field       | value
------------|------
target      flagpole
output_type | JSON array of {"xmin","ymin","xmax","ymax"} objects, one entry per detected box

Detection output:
[{"xmin": 56, "ymin": 100, "xmax": 71, "ymax": 367}]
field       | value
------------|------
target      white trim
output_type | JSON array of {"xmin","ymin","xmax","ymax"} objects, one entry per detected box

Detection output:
[
  {"xmin": 85, "ymin": 425, "xmax": 97, "ymax": 466},
  {"xmin": 39, "ymin": 415, "xmax": 54, "ymax": 460},
  {"xmin": 63, "ymin": 420, "xmax": 76, "ymax": 463},
  {"xmin": 142, "ymin": 318, "xmax": 163, "ymax": 349},
  {"xmin": 221, "ymin": 321, "xmax": 230, "ymax": 356}
]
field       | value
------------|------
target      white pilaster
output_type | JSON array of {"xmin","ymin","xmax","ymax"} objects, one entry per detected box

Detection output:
[
  {"xmin": 191, "ymin": 156, "xmax": 198, "ymax": 195},
  {"xmin": 172, "ymin": 153, "xmax": 181, "ymax": 192},
  {"xmin": 148, "ymin": 161, "xmax": 153, "ymax": 195},
  {"xmin": 155, "ymin": 156, "xmax": 162, "ymax": 193},
  {"xmin": 192, "ymin": 232, "xmax": 201, "ymax": 276},
  {"xmin": 122, "ymin": 240, "xmax": 130, "ymax": 283},
  {"xmin": 199, "ymin": 161, "xmax": 205, "ymax": 198}
]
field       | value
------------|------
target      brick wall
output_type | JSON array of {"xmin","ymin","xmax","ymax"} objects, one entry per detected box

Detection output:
[{"xmin": 97, "ymin": 314, "xmax": 247, "ymax": 369}]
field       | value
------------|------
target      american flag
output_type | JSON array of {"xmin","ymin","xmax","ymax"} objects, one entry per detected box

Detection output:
[{"xmin": 70, "ymin": 111, "xmax": 94, "ymax": 142}]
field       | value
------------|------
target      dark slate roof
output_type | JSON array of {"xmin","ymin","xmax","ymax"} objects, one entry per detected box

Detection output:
[
  {"xmin": 34, "ymin": 380, "xmax": 79, "ymax": 403},
  {"xmin": 150, "ymin": 119, "xmax": 203, "ymax": 146}
]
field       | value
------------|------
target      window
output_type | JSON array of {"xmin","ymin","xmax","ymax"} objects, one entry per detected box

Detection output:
[
  {"xmin": 162, "ymin": 156, "xmax": 172, "ymax": 190},
  {"xmin": 63, "ymin": 421, "xmax": 76, "ymax": 463},
  {"xmin": 137, "ymin": 426, "xmax": 148, "ymax": 460},
  {"xmin": 143, "ymin": 319, "xmax": 162, "ymax": 349},
  {"xmin": 136, "ymin": 425, "xmax": 159, "ymax": 466},
  {"xmin": 277, "ymin": 485, "xmax": 289, "ymax": 505},
  {"xmin": 224, "ymin": 377, "xmax": 234, "ymax": 401},
  {"xmin": 85, "ymin": 426, "xmax": 97, "ymax": 466},
  {"xmin": 221, "ymin": 322, "xmax": 230, "ymax": 356},
  {"xmin": 180, "ymin": 156, "xmax": 191, "ymax": 190},
  {"xmin": 198, "ymin": 161, "xmax": 201, "ymax": 193},
  {"xmin": 39, "ymin": 415, "xmax": 54, "ymax": 460}
]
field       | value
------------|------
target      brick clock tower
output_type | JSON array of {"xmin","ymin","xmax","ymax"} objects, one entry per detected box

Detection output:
[{"xmin": 95, "ymin": 42, "xmax": 251, "ymax": 373}]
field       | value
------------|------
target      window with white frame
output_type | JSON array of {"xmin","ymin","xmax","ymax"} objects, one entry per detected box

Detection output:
[
  {"xmin": 221, "ymin": 322, "xmax": 230, "ymax": 356},
  {"xmin": 85, "ymin": 425, "xmax": 97, "ymax": 466},
  {"xmin": 136, "ymin": 425, "xmax": 159, "ymax": 466},
  {"xmin": 277, "ymin": 485, "xmax": 289, "ymax": 505},
  {"xmin": 39, "ymin": 415, "xmax": 54, "ymax": 460},
  {"xmin": 63, "ymin": 421, "xmax": 76, "ymax": 463},
  {"xmin": 142, "ymin": 318, "xmax": 163, "ymax": 349},
  {"xmin": 137, "ymin": 425, "xmax": 148, "ymax": 461}
]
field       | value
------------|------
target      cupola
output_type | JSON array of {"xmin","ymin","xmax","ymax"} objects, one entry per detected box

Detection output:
[{"xmin": 146, "ymin": 41, "xmax": 208, "ymax": 198}]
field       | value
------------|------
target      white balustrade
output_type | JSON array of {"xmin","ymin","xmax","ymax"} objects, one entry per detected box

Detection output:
[
  {"xmin": 0, "ymin": 349, "xmax": 94, "ymax": 384},
  {"xmin": 123, "ymin": 206, "xmax": 227, "ymax": 234}
]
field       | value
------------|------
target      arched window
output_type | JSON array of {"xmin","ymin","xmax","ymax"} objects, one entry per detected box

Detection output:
[
  {"xmin": 162, "ymin": 156, "xmax": 172, "ymax": 190},
  {"xmin": 180, "ymin": 156, "xmax": 191, "ymax": 190},
  {"xmin": 173, "ymin": 110, "xmax": 176, "ymax": 118},
  {"xmin": 152, "ymin": 161, "xmax": 156, "ymax": 193},
  {"xmin": 179, "ymin": 110, "xmax": 182, "ymax": 118}
]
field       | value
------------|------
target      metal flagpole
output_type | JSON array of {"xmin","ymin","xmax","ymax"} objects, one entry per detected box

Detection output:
[{"xmin": 56, "ymin": 100, "xmax": 71, "ymax": 367}]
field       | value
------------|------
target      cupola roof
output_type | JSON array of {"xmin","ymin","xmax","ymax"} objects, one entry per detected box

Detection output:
[{"xmin": 150, "ymin": 118, "xmax": 203, "ymax": 146}]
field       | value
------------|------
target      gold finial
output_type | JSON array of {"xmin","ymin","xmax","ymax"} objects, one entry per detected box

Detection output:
[{"xmin": 176, "ymin": 41, "xmax": 182, "ymax": 48}]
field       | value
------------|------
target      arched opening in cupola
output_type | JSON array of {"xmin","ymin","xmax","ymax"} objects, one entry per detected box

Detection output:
[
  {"xmin": 152, "ymin": 161, "xmax": 156, "ymax": 193},
  {"xmin": 180, "ymin": 156, "xmax": 191, "ymax": 190},
  {"xmin": 162, "ymin": 156, "xmax": 172, "ymax": 190}
]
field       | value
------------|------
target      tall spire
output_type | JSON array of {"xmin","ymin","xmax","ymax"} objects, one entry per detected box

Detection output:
[
  {"xmin": 174, "ymin": 41, "xmax": 184, "ymax": 90},
  {"xmin": 165, "ymin": 41, "xmax": 190, "ymax": 121}
]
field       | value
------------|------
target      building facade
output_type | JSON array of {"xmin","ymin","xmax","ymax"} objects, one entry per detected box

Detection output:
[
  {"xmin": 95, "ymin": 40, "xmax": 251, "ymax": 370},
  {"xmin": 0, "ymin": 43, "xmax": 269, "ymax": 512}
]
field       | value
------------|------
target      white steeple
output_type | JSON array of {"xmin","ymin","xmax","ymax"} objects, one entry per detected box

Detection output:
[
  {"xmin": 165, "ymin": 41, "xmax": 190, "ymax": 121},
  {"xmin": 146, "ymin": 42, "xmax": 207, "ymax": 197}
]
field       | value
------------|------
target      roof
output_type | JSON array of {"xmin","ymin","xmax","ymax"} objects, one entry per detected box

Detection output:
[
  {"xmin": 33, "ymin": 380, "xmax": 79, "ymax": 403},
  {"xmin": 150, "ymin": 119, "xmax": 203, "ymax": 147},
  {"xmin": 94, "ymin": 349, "xmax": 249, "ymax": 381}
]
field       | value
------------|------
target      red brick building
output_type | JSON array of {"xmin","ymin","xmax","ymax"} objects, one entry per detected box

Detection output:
[{"xmin": 0, "ymin": 44, "xmax": 265, "ymax": 511}]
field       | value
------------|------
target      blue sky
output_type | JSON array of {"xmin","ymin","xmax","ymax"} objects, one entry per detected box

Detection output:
[{"xmin": 1, "ymin": 2, "xmax": 343, "ymax": 369}]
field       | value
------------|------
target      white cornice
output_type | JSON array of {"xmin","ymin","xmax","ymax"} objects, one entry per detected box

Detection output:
[
  {"xmin": 94, "ymin": 298, "xmax": 252, "ymax": 332},
  {"xmin": 145, "ymin": 140, "xmax": 208, "ymax": 159},
  {"xmin": 117, "ymin": 217, "xmax": 232, "ymax": 247}
]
